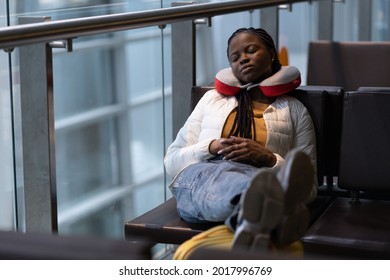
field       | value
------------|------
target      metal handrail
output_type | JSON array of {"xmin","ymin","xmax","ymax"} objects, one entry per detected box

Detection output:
[{"xmin": 0, "ymin": 0, "xmax": 307, "ymax": 50}]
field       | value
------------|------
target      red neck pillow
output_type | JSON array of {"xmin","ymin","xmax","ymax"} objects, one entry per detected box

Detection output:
[{"xmin": 214, "ymin": 66, "xmax": 301, "ymax": 97}]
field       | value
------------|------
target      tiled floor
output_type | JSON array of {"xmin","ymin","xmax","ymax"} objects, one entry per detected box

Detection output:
[{"xmin": 152, "ymin": 244, "xmax": 178, "ymax": 260}]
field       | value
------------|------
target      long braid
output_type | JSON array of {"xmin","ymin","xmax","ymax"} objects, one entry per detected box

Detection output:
[
  {"xmin": 226, "ymin": 28, "xmax": 282, "ymax": 140},
  {"xmin": 228, "ymin": 89, "xmax": 256, "ymax": 139}
]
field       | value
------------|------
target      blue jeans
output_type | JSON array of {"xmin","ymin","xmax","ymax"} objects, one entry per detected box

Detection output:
[{"xmin": 171, "ymin": 159, "xmax": 259, "ymax": 224}]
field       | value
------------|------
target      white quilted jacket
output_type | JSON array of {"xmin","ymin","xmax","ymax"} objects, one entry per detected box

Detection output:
[{"xmin": 164, "ymin": 89, "xmax": 318, "ymax": 202}]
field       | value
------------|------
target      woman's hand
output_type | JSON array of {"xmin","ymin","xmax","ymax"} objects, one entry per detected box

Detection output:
[
  {"xmin": 209, "ymin": 138, "xmax": 230, "ymax": 155},
  {"xmin": 216, "ymin": 136, "xmax": 276, "ymax": 167}
]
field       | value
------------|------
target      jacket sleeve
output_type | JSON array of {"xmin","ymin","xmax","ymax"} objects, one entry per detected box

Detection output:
[
  {"xmin": 164, "ymin": 91, "xmax": 216, "ymax": 178},
  {"xmin": 291, "ymin": 100, "xmax": 318, "ymax": 203}
]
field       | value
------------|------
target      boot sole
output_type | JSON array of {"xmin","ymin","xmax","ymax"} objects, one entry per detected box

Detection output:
[
  {"xmin": 274, "ymin": 149, "xmax": 314, "ymax": 245},
  {"xmin": 232, "ymin": 169, "xmax": 284, "ymax": 252}
]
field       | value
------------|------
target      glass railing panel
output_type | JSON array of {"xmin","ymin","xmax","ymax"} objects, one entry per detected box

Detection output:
[
  {"xmin": 0, "ymin": 49, "xmax": 16, "ymax": 231},
  {"xmin": 5, "ymin": 1, "xmax": 170, "ymax": 238},
  {"xmin": 0, "ymin": 0, "xmax": 16, "ymax": 231},
  {"xmin": 52, "ymin": 26, "xmax": 169, "ymax": 238},
  {"xmin": 124, "ymin": 27, "xmax": 166, "ymax": 101},
  {"xmin": 56, "ymin": 118, "xmax": 119, "ymax": 205},
  {"xmin": 128, "ymin": 98, "xmax": 166, "ymax": 184},
  {"xmin": 59, "ymin": 196, "xmax": 129, "ymax": 238},
  {"xmin": 53, "ymin": 45, "xmax": 116, "ymax": 119}
]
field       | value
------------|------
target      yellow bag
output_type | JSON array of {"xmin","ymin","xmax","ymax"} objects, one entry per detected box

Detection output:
[
  {"xmin": 173, "ymin": 225, "xmax": 233, "ymax": 260},
  {"xmin": 173, "ymin": 224, "xmax": 304, "ymax": 260}
]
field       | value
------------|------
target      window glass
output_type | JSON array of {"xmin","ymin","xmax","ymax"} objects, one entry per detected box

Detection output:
[
  {"xmin": 372, "ymin": 0, "xmax": 389, "ymax": 41},
  {"xmin": 196, "ymin": 9, "xmax": 259, "ymax": 85},
  {"xmin": 333, "ymin": 1, "xmax": 359, "ymax": 41},
  {"xmin": 279, "ymin": 2, "xmax": 317, "ymax": 84},
  {"xmin": 125, "ymin": 27, "xmax": 164, "ymax": 101}
]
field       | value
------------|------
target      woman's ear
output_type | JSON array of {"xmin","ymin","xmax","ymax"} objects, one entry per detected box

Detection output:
[{"xmin": 270, "ymin": 49, "xmax": 277, "ymax": 62}]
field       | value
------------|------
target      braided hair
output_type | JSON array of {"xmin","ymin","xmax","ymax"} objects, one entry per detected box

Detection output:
[{"xmin": 226, "ymin": 28, "xmax": 282, "ymax": 140}]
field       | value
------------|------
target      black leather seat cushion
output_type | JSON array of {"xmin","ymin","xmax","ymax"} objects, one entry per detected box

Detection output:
[{"xmin": 303, "ymin": 197, "xmax": 390, "ymax": 259}]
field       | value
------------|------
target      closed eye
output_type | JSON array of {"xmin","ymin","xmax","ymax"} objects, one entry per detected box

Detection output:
[
  {"xmin": 229, "ymin": 53, "xmax": 239, "ymax": 63},
  {"xmin": 246, "ymin": 45, "xmax": 258, "ymax": 54}
]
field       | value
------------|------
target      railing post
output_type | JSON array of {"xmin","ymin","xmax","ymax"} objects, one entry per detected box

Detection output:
[
  {"xmin": 171, "ymin": 1, "xmax": 196, "ymax": 138},
  {"xmin": 17, "ymin": 17, "xmax": 58, "ymax": 233},
  {"xmin": 318, "ymin": 0, "xmax": 333, "ymax": 40},
  {"xmin": 260, "ymin": 7, "xmax": 279, "ymax": 49},
  {"xmin": 358, "ymin": 0, "xmax": 371, "ymax": 41}
]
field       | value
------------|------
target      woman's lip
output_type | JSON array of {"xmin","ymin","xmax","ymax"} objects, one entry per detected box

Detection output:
[{"xmin": 241, "ymin": 65, "xmax": 253, "ymax": 73}]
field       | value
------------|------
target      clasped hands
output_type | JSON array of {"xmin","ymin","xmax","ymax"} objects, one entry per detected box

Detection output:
[{"xmin": 209, "ymin": 136, "xmax": 276, "ymax": 167}]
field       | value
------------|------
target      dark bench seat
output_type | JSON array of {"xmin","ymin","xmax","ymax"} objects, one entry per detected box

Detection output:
[
  {"xmin": 303, "ymin": 198, "xmax": 390, "ymax": 259},
  {"xmin": 302, "ymin": 90, "xmax": 390, "ymax": 259},
  {"xmin": 125, "ymin": 197, "xmax": 220, "ymax": 244}
]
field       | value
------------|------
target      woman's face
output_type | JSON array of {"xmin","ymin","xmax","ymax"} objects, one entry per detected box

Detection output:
[{"xmin": 228, "ymin": 32, "xmax": 274, "ymax": 84}]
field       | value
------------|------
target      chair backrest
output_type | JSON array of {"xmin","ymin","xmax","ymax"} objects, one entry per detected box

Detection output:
[
  {"xmin": 358, "ymin": 87, "xmax": 390, "ymax": 92},
  {"xmin": 191, "ymin": 86, "xmax": 214, "ymax": 110},
  {"xmin": 307, "ymin": 41, "xmax": 390, "ymax": 91},
  {"xmin": 191, "ymin": 86, "xmax": 344, "ymax": 186},
  {"xmin": 290, "ymin": 86, "xmax": 344, "ymax": 186},
  {"xmin": 338, "ymin": 90, "xmax": 390, "ymax": 195}
]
